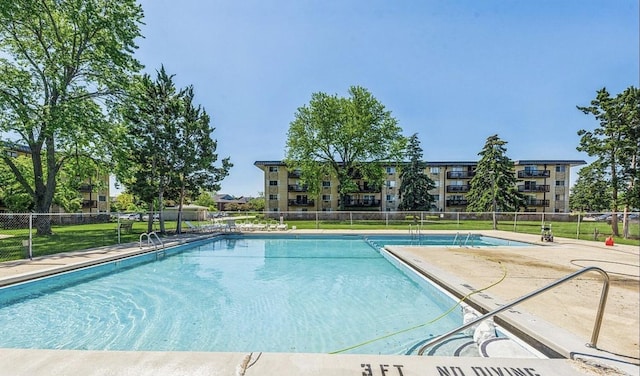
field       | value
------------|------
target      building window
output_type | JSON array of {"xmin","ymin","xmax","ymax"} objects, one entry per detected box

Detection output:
[
  {"xmin": 322, "ymin": 194, "xmax": 331, "ymax": 202},
  {"xmin": 6, "ymin": 151, "xmax": 17, "ymax": 158},
  {"xmin": 555, "ymin": 180, "xmax": 565, "ymax": 186},
  {"xmin": 555, "ymin": 165, "xmax": 566, "ymax": 172},
  {"xmin": 386, "ymin": 194, "xmax": 395, "ymax": 202},
  {"xmin": 98, "ymin": 195, "xmax": 106, "ymax": 202},
  {"xmin": 269, "ymin": 180, "xmax": 278, "ymax": 186},
  {"xmin": 432, "ymin": 194, "xmax": 440, "ymax": 201},
  {"xmin": 433, "ymin": 180, "xmax": 440, "ymax": 187},
  {"xmin": 268, "ymin": 166, "xmax": 278, "ymax": 172},
  {"xmin": 322, "ymin": 181, "xmax": 331, "ymax": 188},
  {"xmin": 269, "ymin": 194, "xmax": 278, "ymax": 200},
  {"xmin": 386, "ymin": 167, "xmax": 396, "ymax": 174},
  {"xmin": 430, "ymin": 167, "xmax": 440, "ymax": 174},
  {"xmin": 555, "ymin": 194, "xmax": 562, "ymax": 200},
  {"xmin": 386, "ymin": 180, "xmax": 396, "ymax": 188},
  {"xmin": 524, "ymin": 165, "xmax": 538, "ymax": 173}
]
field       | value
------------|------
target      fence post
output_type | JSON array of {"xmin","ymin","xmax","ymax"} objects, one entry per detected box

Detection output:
[
  {"xmin": 350, "ymin": 212, "xmax": 353, "ymax": 227},
  {"xmin": 28, "ymin": 213, "xmax": 33, "ymax": 260},
  {"xmin": 117, "ymin": 213, "xmax": 121, "ymax": 244},
  {"xmin": 315, "ymin": 211, "xmax": 319, "ymax": 229},
  {"xmin": 576, "ymin": 213, "xmax": 581, "ymax": 239},
  {"xmin": 513, "ymin": 212, "xmax": 518, "ymax": 232}
]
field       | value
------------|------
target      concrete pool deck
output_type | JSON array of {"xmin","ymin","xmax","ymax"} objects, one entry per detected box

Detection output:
[{"xmin": 0, "ymin": 230, "xmax": 638, "ymax": 376}]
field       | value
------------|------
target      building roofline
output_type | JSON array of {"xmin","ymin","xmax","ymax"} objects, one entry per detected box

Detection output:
[{"xmin": 255, "ymin": 159, "xmax": 588, "ymax": 167}]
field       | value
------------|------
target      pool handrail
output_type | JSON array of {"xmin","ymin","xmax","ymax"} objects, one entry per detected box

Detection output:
[{"xmin": 416, "ymin": 266, "xmax": 610, "ymax": 355}]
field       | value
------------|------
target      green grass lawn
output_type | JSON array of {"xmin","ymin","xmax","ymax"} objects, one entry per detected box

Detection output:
[{"xmin": 0, "ymin": 218, "xmax": 637, "ymax": 262}]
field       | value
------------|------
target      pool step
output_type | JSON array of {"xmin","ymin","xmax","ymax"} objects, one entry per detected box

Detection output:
[
  {"xmin": 411, "ymin": 335, "xmax": 538, "ymax": 358},
  {"xmin": 411, "ymin": 334, "xmax": 480, "ymax": 357}
]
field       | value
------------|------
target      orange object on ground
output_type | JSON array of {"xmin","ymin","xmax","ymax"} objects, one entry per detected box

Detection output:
[{"xmin": 605, "ymin": 236, "xmax": 614, "ymax": 246}]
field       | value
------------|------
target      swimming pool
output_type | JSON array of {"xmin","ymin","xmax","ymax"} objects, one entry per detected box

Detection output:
[{"xmin": 0, "ymin": 235, "xmax": 471, "ymax": 354}]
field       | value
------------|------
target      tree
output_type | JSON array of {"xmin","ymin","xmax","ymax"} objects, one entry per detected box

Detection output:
[
  {"xmin": 577, "ymin": 86, "xmax": 640, "ymax": 238},
  {"xmin": 193, "ymin": 192, "xmax": 217, "ymax": 210},
  {"xmin": 466, "ymin": 134, "xmax": 526, "ymax": 229},
  {"xmin": 0, "ymin": 0, "xmax": 143, "ymax": 234},
  {"xmin": 398, "ymin": 133, "xmax": 435, "ymax": 212},
  {"xmin": 119, "ymin": 67, "xmax": 231, "ymax": 233},
  {"xmin": 118, "ymin": 67, "xmax": 181, "ymax": 233},
  {"xmin": 285, "ymin": 86, "xmax": 406, "ymax": 209},
  {"xmin": 569, "ymin": 163, "xmax": 611, "ymax": 212},
  {"xmin": 170, "ymin": 86, "xmax": 231, "ymax": 233}
]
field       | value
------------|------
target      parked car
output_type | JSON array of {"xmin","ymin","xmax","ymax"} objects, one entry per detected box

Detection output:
[
  {"xmin": 119, "ymin": 213, "xmax": 139, "ymax": 221},
  {"xmin": 142, "ymin": 214, "xmax": 159, "ymax": 221}
]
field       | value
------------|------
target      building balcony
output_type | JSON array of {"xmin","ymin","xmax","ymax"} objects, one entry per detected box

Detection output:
[
  {"xmin": 78, "ymin": 184, "xmax": 94, "ymax": 192},
  {"xmin": 445, "ymin": 199, "xmax": 468, "ymax": 207},
  {"xmin": 288, "ymin": 185, "xmax": 308, "ymax": 192},
  {"xmin": 517, "ymin": 185, "xmax": 550, "ymax": 192},
  {"xmin": 446, "ymin": 185, "xmax": 470, "ymax": 193},
  {"xmin": 446, "ymin": 171, "xmax": 475, "ymax": 179},
  {"xmin": 527, "ymin": 199, "xmax": 550, "ymax": 207},
  {"xmin": 518, "ymin": 170, "xmax": 550, "ymax": 178},
  {"xmin": 288, "ymin": 171, "xmax": 301, "ymax": 178},
  {"xmin": 357, "ymin": 185, "xmax": 381, "ymax": 193},
  {"xmin": 82, "ymin": 200, "xmax": 97, "ymax": 209},
  {"xmin": 343, "ymin": 199, "xmax": 381, "ymax": 208},
  {"xmin": 288, "ymin": 199, "xmax": 315, "ymax": 207}
]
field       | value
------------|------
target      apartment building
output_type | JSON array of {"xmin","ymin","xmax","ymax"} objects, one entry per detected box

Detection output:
[
  {"xmin": 254, "ymin": 159, "xmax": 586, "ymax": 213},
  {"xmin": 1, "ymin": 143, "xmax": 110, "ymax": 213}
]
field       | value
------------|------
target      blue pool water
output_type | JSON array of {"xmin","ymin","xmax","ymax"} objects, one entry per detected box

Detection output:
[
  {"xmin": 0, "ymin": 235, "xmax": 472, "ymax": 354},
  {"xmin": 365, "ymin": 234, "xmax": 533, "ymax": 247}
]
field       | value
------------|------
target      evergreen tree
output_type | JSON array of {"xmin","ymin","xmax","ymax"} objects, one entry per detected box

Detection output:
[
  {"xmin": 577, "ymin": 86, "xmax": 640, "ymax": 238},
  {"xmin": 466, "ymin": 134, "xmax": 526, "ymax": 229},
  {"xmin": 398, "ymin": 133, "xmax": 435, "ymax": 211},
  {"xmin": 569, "ymin": 163, "xmax": 611, "ymax": 212}
]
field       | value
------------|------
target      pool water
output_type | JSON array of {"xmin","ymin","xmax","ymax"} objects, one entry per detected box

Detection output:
[{"xmin": 0, "ymin": 236, "xmax": 464, "ymax": 354}]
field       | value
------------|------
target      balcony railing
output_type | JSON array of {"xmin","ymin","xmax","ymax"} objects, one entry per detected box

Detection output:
[
  {"xmin": 78, "ymin": 184, "xmax": 94, "ymax": 192},
  {"xmin": 357, "ymin": 185, "xmax": 381, "ymax": 193},
  {"xmin": 82, "ymin": 200, "xmax": 97, "ymax": 209},
  {"xmin": 288, "ymin": 185, "xmax": 308, "ymax": 192},
  {"xmin": 288, "ymin": 199, "xmax": 315, "ymax": 207},
  {"xmin": 518, "ymin": 185, "xmax": 550, "ymax": 192},
  {"xmin": 343, "ymin": 199, "xmax": 381, "ymax": 208},
  {"xmin": 446, "ymin": 185, "xmax": 470, "ymax": 193},
  {"xmin": 527, "ymin": 199, "xmax": 550, "ymax": 207},
  {"xmin": 288, "ymin": 171, "xmax": 301, "ymax": 178},
  {"xmin": 518, "ymin": 170, "xmax": 550, "ymax": 178},
  {"xmin": 445, "ymin": 199, "xmax": 468, "ymax": 206},
  {"xmin": 446, "ymin": 171, "xmax": 475, "ymax": 179}
]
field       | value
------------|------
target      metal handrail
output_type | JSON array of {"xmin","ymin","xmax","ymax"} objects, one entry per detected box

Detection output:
[
  {"xmin": 139, "ymin": 231, "xmax": 164, "ymax": 250},
  {"xmin": 416, "ymin": 266, "xmax": 610, "ymax": 355}
]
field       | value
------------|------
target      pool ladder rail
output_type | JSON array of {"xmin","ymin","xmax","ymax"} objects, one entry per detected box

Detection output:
[
  {"xmin": 452, "ymin": 232, "xmax": 475, "ymax": 247},
  {"xmin": 139, "ymin": 231, "xmax": 165, "ymax": 256},
  {"xmin": 415, "ymin": 266, "xmax": 610, "ymax": 356}
]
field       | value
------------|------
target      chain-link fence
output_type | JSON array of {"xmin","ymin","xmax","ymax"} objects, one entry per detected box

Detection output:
[{"xmin": 1, "ymin": 211, "xmax": 638, "ymax": 262}]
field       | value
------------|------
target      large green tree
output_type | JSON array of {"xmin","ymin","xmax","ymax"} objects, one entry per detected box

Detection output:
[
  {"xmin": 577, "ymin": 86, "xmax": 640, "ymax": 238},
  {"xmin": 466, "ymin": 134, "xmax": 526, "ymax": 229},
  {"xmin": 119, "ymin": 67, "xmax": 231, "ymax": 233},
  {"xmin": 285, "ymin": 86, "xmax": 406, "ymax": 210},
  {"xmin": 398, "ymin": 133, "xmax": 435, "ymax": 211},
  {"xmin": 569, "ymin": 163, "xmax": 611, "ymax": 213},
  {"xmin": 0, "ymin": 0, "xmax": 143, "ymax": 234},
  {"xmin": 170, "ymin": 86, "xmax": 231, "ymax": 233}
]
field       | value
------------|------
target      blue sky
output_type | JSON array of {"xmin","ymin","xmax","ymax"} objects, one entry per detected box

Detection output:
[{"xmin": 134, "ymin": 0, "xmax": 639, "ymax": 197}]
